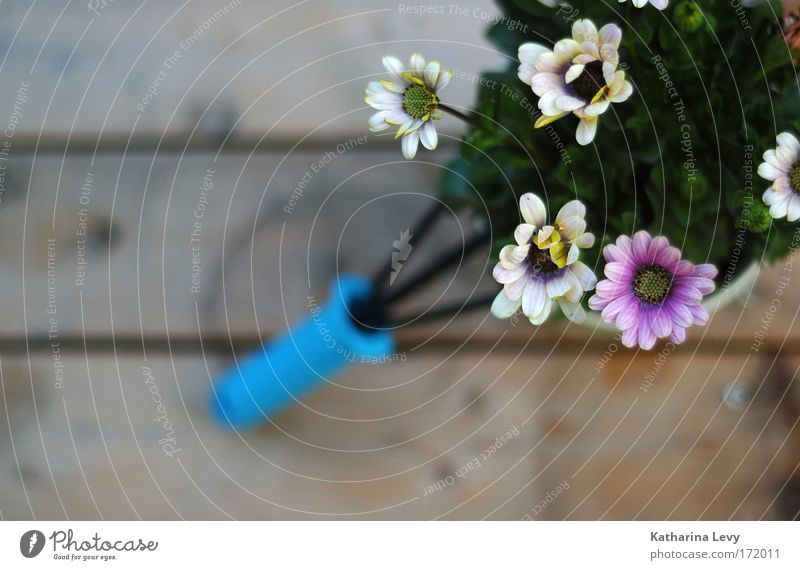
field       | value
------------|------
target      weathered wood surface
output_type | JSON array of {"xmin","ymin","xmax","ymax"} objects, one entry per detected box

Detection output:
[
  {"xmin": 0, "ymin": 350, "xmax": 794, "ymax": 520},
  {"xmin": 0, "ymin": 0, "xmax": 501, "ymax": 144},
  {"xmin": 0, "ymin": 150, "xmax": 798, "ymax": 350},
  {"xmin": 1, "ymin": 0, "xmax": 800, "ymax": 521},
  {"xmin": 0, "ymin": 149, "xmax": 796, "ymax": 520}
]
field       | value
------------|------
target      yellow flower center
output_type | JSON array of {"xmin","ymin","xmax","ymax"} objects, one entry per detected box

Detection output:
[
  {"xmin": 790, "ymin": 164, "xmax": 800, "ymax": 194},
  {"xmin": 633, "ymin": 265, "xmax": 672, "ymax": 304},
  {"xmin": 402, "ymin": 84, "xmax": 438, "ymax": 120},
  {"xmin": 572, "ymin": 60, "xmax": 606, "ymax": 103},
  {"xmin": 529, "ymin": 227, "xmax": 568, "ymax": 273}
]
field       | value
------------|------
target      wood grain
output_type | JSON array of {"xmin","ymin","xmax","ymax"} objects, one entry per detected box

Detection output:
[
  {"xmin": 0, "ymin": 150, "xmax": 797, "ymax": 353},
  {"xmin": 1, "ymin": 348, "xmax": 794, "ymax": 520},
  {"xmin": 0, "ymin": 0, "xmax": 501, "ymax": 145}
]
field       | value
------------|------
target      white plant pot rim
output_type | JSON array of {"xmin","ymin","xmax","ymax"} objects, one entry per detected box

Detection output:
[{"xmin": 579, "ymin": 262, "xmax": 760, "ymax": 332}]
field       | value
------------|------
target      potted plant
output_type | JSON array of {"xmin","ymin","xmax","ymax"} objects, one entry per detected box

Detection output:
[
  {"xmin": 211, "ymin": 0, "xmax": 800, "ymax": 428},
  {"xmin": 366, "ymin": 0, "xmax": 799, "ymax": 349}
]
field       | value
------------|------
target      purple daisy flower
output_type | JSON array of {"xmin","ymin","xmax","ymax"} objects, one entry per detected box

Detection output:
[{"xmin": 588, "ymin": 231, "xmax": 717, "ymax": 350}]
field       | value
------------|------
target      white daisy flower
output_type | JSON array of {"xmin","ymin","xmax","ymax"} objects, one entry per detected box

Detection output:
[
  {"xmin": 619, "ymin": 0, "xmax": 669, "ymax": 9},
  {"xmin": 758, "ymin": 132, "xmax": 800, "ymax": 221},
  {"xmin": 518, "ymin": 19, "xmax": 634, "ymax": 145},
  {"xmin": 491, "ymin": 193, "xmax": 597, "ymax": 325},
  {"xmin": 365, "ymin": 52, "xmax": 451, "ymax": 160}
]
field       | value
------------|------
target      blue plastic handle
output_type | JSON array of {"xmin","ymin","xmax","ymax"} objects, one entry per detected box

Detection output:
[{"xmin": 210, "ymin": 274, "xmax": 394, "ymax": 430}]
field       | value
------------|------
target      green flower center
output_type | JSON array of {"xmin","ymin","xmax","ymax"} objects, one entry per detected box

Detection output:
[
  {"xmin": 633, "ymin": 265, "xmax": 673, "ymax": 305},
  {"xmin": 571, "ymin": 60, "xmax": 606, "ymax": 103},
  {"xmin": 402, "ymin": 84, "xmax": 438, "ymax": 120},
  {"xmin": 790, "ymin": 164, "xmax": 800, "ymax": 194},
  {"xmin": 528, "ymin": 246, "xmax": 560, "ymax": 274}
]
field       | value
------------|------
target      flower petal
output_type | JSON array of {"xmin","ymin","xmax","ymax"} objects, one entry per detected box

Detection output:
[
  {"xmin": 572, "ymin": 19, "xmax": 598, "ymax": 44},
  {"xmin": 382, "ymin": 55, "xmax": 405, "ymax": 81},
  {"xmin": 515, "ymin": 223, "xmax": 535, "ymax": 245},
  {"xmin": 571, "ymin": 261, "xmax": 597, "ymax": 290},
  {"xmin": 522, "ymin": 279, "xmax": 547, "ymax": 320},
  {"xmin": 559, "ymin": 299, "xmax": 586, "ymax": 323},
  {"xmin": 436, "ymin": 68, "xmax": 451, "ymax": 90},
  {"xmin": 409, "ymin": 52, "xmax": 426, "ymax": 78},
  {"xmin": 520, "ymin": 193, "xmax": 547, "ymax": 227},
  {"xmin": 621, "ymin": 326, "xmax": 639, "ymax": 348},
  {"xmin": 419, "ymin": 122, "xmax": 438, "ymax": 150},
  {"xmin": 530, "ymin": 297, "xmax": 554, "ymax": 325},
  {"xmin": 556, "ymin": 200, "xmax": 586, "ymax": 222},
  {"xmin": 424, "ymin": 60, "xmax": 441, "ymax": 89},
  {"xmin": 604, "ymin": 261, "xmax": 630, "ymax": 282},
  {"xmin": 493, "ymin": 262, "xmax": 527, "ymax": 284},
  {"xmin": 499, "ymin": 244, "xmax": 528, "ymax": 268},
  {"xmin": 638, "ymin": 321, "xmax": 657, "ymax": 350},
  {"xmin": 491, "ymin": 290, "xmax": 521, "ymax": 319},
  {"xmin": 670, "ymin": 326, "xmax": 686, "ymax": 344},
  {"xmin": 576, "ymin": 118, "xmax": 597, "ymax": 145},
  {"xmin": 631, "ymin": 231, "xmax": 651, "ymax": 261},
  {"xmin": 598, "ymin": 24, "xmax": 622, "ymax": 48},
  {"xmin": 565, "ymin": 64, "xmax": 585, "ymax": 83},
  {"xmin": 546, "ymin": 274, "xmax": 571, "ymax": 298},
  {"xmin": 650, "ymin": 309, "xmax": 673, "ymax": 338},
  {"xmin": 518, "ymin": 43, "xmax": 550, "ymax": 84},
  {"xmin": 600, "ymin": 293, "xmax": 634, "ymax": 320},
  {"xmin": 575, "ymin": 232, "xmax": 595, "ymax": 248},
  {"xmin": 758, "ymin": 162, "xmax": 781, "ymax": 181},
  {"xmin": 616, "ymin": 299, "xmax": 640, "ymax": 330},
  {"xmin": 401, "ymin": 130, "xmax": 420, "ymax": 160},
  {"xmin": 504, "ymin": 274, "xmax": 527, "ymax": 301},
  {"xmin": 777, "ymin": 132, "xmax": 800, "ymax": 156},
  {"xmin": 368, "ymin": 111, "xmax": 390, "ymax": 132}
]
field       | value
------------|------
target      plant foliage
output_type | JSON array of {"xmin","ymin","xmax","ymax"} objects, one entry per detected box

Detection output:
[{"xmin": 438, "ymin": 0, "xmax": 800, "ymax": 284}]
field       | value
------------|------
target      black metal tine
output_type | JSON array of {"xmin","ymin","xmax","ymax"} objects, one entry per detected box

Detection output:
[
  {"xmin": 372, "ymin": 200, "xmax": 445, "ymax": 299},
  {"xmin": 383, "ymin": 228, "xmax": 491, "ymax": 306}
]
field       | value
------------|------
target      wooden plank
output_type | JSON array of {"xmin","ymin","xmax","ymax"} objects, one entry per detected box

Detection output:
[
  {"xmin": 530, "ymin": 351, "xmax": 797, "ymax": 520},
  {"xmin": 2, "ymin": 0, "xmax": 799, "ymax": 144},
  {"xmin": 0, "ymin": 150, "xmax": 456, "ymax": 337},
  {"xmin": 0, "ymin": 353, "xmax": 547, "ymax": 520},
  {"xmin": 1, "ymin": 349, "xmax": 794, "ymax": 519},
  {"xmin": 0, "ymin": 0, "xmax": 501, "ymax": 143},
  {"xmin": 0, "ymin": 150, "xmax": 798, "ymax": 351}
]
